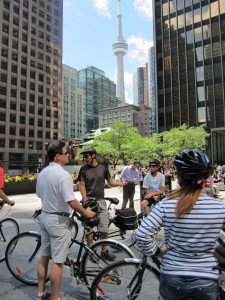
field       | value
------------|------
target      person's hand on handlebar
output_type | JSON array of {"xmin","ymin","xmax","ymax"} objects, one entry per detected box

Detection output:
[
  {"xmin": 8, "ymin": 200, "xmax": 15, "ymax": 206},
  {"xmin": 83, "ymin": 209, "xmax": 96, "ymax": 219}
]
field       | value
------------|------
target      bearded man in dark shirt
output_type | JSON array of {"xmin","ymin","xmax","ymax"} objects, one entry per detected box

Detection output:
[{"xmin": 78, "ymin": 147, "xmax": 125, "ymax": 260}]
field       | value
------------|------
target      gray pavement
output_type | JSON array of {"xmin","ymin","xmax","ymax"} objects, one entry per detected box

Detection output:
[
  {"xmin": 1, "ymin": 184, "xmax": 225, "ymax": 300},
  {"xmin": 0, "ymin": 186, "xmax": 142, "ymax": 300}
]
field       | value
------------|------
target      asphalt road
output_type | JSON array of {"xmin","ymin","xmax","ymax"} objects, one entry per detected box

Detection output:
[{"xmin": 0, "ymin": 186, "xmax": 143, "ymax": 300}]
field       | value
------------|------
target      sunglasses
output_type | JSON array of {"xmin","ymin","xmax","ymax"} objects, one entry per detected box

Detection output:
[
  {"xmin": 83, "ymin": 155, "xmax": 90, "ymax": 159},
  {"xmin": 149, "ymin": 165, "xmax": 157, "ymax": 167}
]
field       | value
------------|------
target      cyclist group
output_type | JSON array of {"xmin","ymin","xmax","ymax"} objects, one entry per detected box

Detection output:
[{"xmin": 1, "ymin": 143, "xmax": 225, "ymax": 300}]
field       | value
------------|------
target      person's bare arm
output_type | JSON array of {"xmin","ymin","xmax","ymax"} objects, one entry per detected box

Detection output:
[
  {"xmin": 68, "ymin": 199, "xmax": 95, "ymax": 218},
  {"xmin": 144, "ymin": 186, "xmax": 165, "ymax": 199},
  {"xmin": 0, "ymin": 189, "xmax": 15, "ymax": 206},
  {"xmin": 79, "ymin": 180, "xmax": 88, "ymax": 201},
  {"xmin": 108, "ymin": 177, "xmax": 126, "ymax": 186}
]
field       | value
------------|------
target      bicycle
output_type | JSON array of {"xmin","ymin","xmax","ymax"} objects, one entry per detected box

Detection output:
[
  {"xmin": 85, "ymin": 197, "xmax": 138, "ymax": 245},
  {"xmin": 0, "ymin": 200, "xmax": 19, "ymax": 262},
  {"xmin": 90, "ymin": 235, "xmax": 225, "ymax": 300},
  {"xmin": 90, "ymin": 255, "xmax": 160, "ymax": 300},
  {"xmin": 5, "ymin": 208, "xmax": 136, "ymax": 290}
]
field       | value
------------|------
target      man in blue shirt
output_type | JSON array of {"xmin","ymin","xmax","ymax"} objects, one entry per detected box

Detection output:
[{"xmin": 120, "ymin": 160, "xmax": 140, "ymax": 209}]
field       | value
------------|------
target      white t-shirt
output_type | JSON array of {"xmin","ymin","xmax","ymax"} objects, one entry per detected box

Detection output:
[
  {"xmin": 143, "ymin": 172, "xmax": 165, "ymax": 192},
  {"xmin": 36, "ymin": 162, "xmax": 76, "ymax": 213}
]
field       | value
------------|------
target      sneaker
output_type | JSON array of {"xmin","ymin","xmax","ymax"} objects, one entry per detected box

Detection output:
[
  {"xmin": 36, "ymin": 292, "xmax": 51, "ymax": 300},
  {"xmin": 101, "ymin": 250, "xmax": 116, "ymax": 261}
]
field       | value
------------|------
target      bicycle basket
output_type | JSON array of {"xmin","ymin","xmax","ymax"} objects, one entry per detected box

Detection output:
[{"xmin": 113, "ymin": 208, "xmax": 138, "ymax": 231}]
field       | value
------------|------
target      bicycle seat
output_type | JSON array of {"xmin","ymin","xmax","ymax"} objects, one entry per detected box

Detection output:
[
  {"xmin": 104, "ymin": 197, "xmax": 119, "ymax": 205},
  {"xmin": 84, "ymin": 217, "xmax": 100, "ymax": 228}
]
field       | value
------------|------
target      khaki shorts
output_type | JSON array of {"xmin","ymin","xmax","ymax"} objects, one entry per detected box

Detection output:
[{"xmin": 39, "ymin": 212, "xmax": 71, "ymax": 263}]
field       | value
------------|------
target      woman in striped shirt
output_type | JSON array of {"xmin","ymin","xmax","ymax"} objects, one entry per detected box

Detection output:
[{"xmin": 136, "ymin": 149, "xmax": 225, "ymax": 300}]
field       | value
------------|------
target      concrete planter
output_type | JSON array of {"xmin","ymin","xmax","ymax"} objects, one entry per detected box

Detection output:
[{"xmin": 2, "ymin": 180, "xmax": 37, "ymax": 195}]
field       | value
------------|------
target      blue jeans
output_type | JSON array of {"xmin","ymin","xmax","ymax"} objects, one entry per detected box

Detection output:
[{"xmin": 159, "ymin": 273, "xmax": 218, "ymax": 300}]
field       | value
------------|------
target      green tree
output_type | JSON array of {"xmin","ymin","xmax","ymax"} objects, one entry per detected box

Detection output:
[{"xmin": 160, "ymin": 124, "xmax": 209, "ymax": 158}]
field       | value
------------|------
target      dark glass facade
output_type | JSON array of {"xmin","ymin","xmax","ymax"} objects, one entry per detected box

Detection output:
[
  {"xmin": 154, "ymin": 0, "xmax": 225, "ymax": 161},
  {"xmin": 78, "ymin": 66, "xmax": 120, "ymax": 133}
]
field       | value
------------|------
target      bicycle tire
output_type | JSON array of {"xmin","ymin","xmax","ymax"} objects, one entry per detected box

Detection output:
[
  {"xmin": 90, "ymin": 258, "xmax": 160, "ymax": 300},
  {"xmin": 0, "ymin": 218, "xmax": 19, "ymax": 262},
  {"xmin": 81, "ymin": 239, "xmax": 136, "ymax": 288},
  {"xmin": 5, "ymin": 231, "xmax": 50, "ymax": 286}
]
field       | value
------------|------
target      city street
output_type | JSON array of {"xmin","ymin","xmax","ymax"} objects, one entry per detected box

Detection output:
[
  {"xmin": 0, "ymin": 186, "xmax": 142, "ymax": 300},
  {"xmin": 1, "ymin": 184, "xmax": 225, "ymax": 300}
]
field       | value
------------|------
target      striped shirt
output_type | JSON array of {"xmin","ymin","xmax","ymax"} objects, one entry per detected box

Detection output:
[{"xmin": 136, "ymin": 194, "xmax": 225, "ymax": 279}]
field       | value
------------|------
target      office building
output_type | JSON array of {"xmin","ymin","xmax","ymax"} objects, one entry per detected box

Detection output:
[
  {"xmin": 78, "ymin": 66, "xmax": 120, "ymax": 133},
  {"xmin": 99, "ymin": 104, "xmax": 151, "ymax": 137},
  {"xmin": 153, "ymin": 0, "xmax": 225, "ymax": 161},
  {"xmin": 0, "ymin": 0, "xmax": 63, "ymax": 171},
  {"xmin": 149, "ymin": 46, "xmax": 157, "ymax": 135},
  {"xmin": 62, "ymin": 64, "xmax": 84, "ymax": 139},
  {"xmin": 133, "ymin": 64, "xmax": 149, "ymax": 107}
]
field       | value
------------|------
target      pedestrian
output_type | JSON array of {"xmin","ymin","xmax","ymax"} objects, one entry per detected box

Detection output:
[
  {"xmin": 78, "ymin": 147, "xmax": 126, "ymax": 259},
  {"xmin": 136, "ymin": 149, "xmax": 225, "ymax": 300},
  {"xmin": 141, "ymin": 159, "xmax": 165, "ymax": 215},
  {"xmin": 120, "ymin": 160, "xmax": 140, "ymax": 209},
  {"xmin": 36, "ymin": 141, "xmax": 95, "ymax": 300},
  {"xmin": 0, "ymin": 160, "xmax": 15, "ymax": 207}
]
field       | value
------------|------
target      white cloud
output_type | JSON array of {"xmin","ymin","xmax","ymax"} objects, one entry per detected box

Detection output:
[
  {"xmin": 133, "ymin": 0, "xmax": 153, "ymax": 21},
  {"xmin": 127, "ymin": 35, "xmax": 153, "ymax": 65},
  {"xmin": 63, "ymin": 0, "xmax": 73, "ymax": 7},
  {"xmin": 91, "ymin": 0, "xmax": 111, "ymax": 18}
]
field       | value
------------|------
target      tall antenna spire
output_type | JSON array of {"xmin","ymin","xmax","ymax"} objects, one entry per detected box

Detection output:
[{"xmin": 112, "ymin": 0, "xmax": 128, "ymax": 102}]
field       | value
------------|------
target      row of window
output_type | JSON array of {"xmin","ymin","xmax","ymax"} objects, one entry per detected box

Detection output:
[
  {"xmin": 0, "ymin": 96, "xmax": 58, "ymax": 108},
  {"xmin": 0, "ymin": 59, "xmax": 59, "ymax": 78},
  {"xmin": 0, "ymin": 133, "xmax": 58, "ymax": 148},
  {"xmin": 160, "ymin": 0, "xmax": 225, "ymax": 18},
  {"xmin": 0, "ymin": 109, "xmax": 58, "ymax": 122}
]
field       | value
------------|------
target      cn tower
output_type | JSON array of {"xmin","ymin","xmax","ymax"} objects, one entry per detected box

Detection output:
[{"xmin": 112, "ymin": 0, "xmax": 128, "ymax": 102}]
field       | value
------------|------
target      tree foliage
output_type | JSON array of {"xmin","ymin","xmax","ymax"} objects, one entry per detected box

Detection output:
[{"xmin": 76, "ymin": 123, "xmax": 209, "ymax": 166}]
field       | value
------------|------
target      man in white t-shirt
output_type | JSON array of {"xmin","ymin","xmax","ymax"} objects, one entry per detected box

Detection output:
[
  {"xmin": 36, "ymin": 141, "xmax": 95, "ymax": 300},
  {"xmin": 141, "ymin": 159, "xmax": 165, "ymax": 215}
]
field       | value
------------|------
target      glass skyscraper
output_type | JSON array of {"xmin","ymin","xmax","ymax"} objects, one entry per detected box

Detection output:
[
  {"xmin": 154, "ymin": 0, "xmax": 225, "ymax": 161},
  {"xmin": 78, "ymin": 66, "xmax": 121, "ymax": 133}
]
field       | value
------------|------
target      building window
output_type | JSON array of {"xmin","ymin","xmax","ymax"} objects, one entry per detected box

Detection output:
[
  {"xmin": 9, "ymin": 140, "xmax": 15, "ymax": 148},
  {"xmin": 19, "ymin": 128, "xmax": 25, "ymax": 136},
  {"xmin": 18, "ymin": 141, "xmax": 25, "ymax": 149}
]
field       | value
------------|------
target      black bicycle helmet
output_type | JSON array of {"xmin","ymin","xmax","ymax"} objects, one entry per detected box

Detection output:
[
  {"xmin": 82, "ymin": 199, "xmax": 98, "ymax": 212},
  {"xmin": 149, "ymin": 159, "xmax": 160, "ymax": 166},
  {"xmin": 80, "ymin": 147, "xmax": 97, "ymax": 155},
  {"xmin": 174, "ymin": 149, "xmax": 211, "ymax": 183}
]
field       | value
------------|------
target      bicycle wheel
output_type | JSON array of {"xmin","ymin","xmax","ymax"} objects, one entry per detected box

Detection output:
[
  {"xmin": 81, "ymin": 239, "xmax": 136, "ymax": 287},
  {"xmin": 0, "ymin": 218, "xmax": 19, "ymax": 262},
  {"xmin": 90, "ymin": 259, "xmax": 160, "ymax": 300},
  {"xmin": 6, "ymin": 231, "xmax": 50, "ymax": 286}
]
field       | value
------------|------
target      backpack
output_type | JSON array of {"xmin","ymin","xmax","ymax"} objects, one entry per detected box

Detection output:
[{"xmin": 113, "ymin": 208, "xmax": 138, "ymax": 231}]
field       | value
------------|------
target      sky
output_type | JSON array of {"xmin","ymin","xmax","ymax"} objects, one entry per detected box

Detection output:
[{"xmin": 63, "ymin": 0, "xmax": 153, "ymax": 104}]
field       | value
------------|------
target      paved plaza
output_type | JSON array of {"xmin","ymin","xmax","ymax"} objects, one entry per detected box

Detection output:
[{"xmin": 1, "ymin": 184, "xmax": 225, "ymax": 300}]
